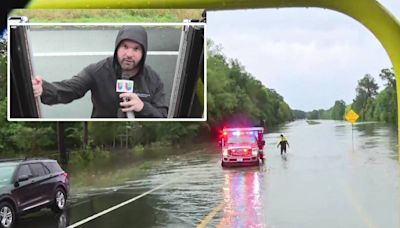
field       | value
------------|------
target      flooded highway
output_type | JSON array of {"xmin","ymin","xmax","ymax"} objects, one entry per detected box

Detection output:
[{"xmin": 14, "ymin": 120, "xmax": 400, "ymax": 228}]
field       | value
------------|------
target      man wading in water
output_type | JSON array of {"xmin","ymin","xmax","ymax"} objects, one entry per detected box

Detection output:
[{"xmin": 277, "ymin": 134, "xmax": 290, "ymax": 155}]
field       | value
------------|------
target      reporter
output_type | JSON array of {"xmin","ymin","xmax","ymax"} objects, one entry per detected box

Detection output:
[{"xmin": 32, "ymin": 26, "xmax": 168, "ymax": 118}]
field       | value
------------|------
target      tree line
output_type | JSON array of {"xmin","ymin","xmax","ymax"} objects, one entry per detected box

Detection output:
[
  {"xmin": 0, "ymin": 39, "xmax": 294, "ymax": 155},
  {"xmin": 303, "ymin": 68, "xmax": 397, "ymax": 125},
  {"xmin": 207, "ymin": 40, "xmax": 294, "ymax": 130}
]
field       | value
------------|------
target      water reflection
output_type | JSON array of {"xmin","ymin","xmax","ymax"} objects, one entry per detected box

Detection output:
[
  {"xmin": 16, "ymin": 210, "xmax": 70, "ymax": 228},
  {"xmin": 355, "ymin": 122, "xmax": 381, "ymax": 137},
  {"xmin": 334, "ymin": 124, "xmax": 347, "ymax": 137},
  {"xmin": 281, "ymin": 153, "xmax": 287, "ymax": 161},
  {"xmin": 281, "ymin": 154, "xmax": 288, "ymax": 169},
  {"xmin": 354, "ymin": 122, "xmax": 398, "ymax": 159},
  {"xmin": 218, "ymin": 169, "xmax": 265, "ymax": 228}
]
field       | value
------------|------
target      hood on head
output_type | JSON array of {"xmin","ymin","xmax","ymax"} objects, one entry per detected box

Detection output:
[{"xmin": 113, "ymin": 25, "xmax": 148, "ymax": 77}]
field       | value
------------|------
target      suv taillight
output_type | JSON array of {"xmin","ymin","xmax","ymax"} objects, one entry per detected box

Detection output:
[{"xmin": 63, "ymin": 172, "xmax": 68, "ymax": 178}]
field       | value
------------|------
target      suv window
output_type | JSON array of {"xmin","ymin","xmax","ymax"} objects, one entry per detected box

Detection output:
[
  {"xmin": 0, "ymin": 165, "xmax": 17, "ymax": 185},
  {"xmin": 29, "ymin": 163, "xmax": 49, "ymax": 177},
  {"xmin": 17, "ymin": 164, "xmax": 33, "ymax": 178},
  {"xmin": 44, "ymin": 161, "xmax": 63, "ymax": 173}
]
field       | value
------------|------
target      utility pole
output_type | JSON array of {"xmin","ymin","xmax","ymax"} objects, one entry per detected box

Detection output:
[
  {"xmin": 125, "ymin": 123, "xmax": 130, "ymax": 149},
  {"xmin": 57, "ymin": 122, "xmax": 68, "ymax": 165},
  {"xmin": 83, "ymin": 121, "xmax": 88, "ymax": 149}
]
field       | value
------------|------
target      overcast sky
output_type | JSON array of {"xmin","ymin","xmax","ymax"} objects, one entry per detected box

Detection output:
[{"xmin": 207, "ymin": 0, "xmax": 400, "ymax": 112}]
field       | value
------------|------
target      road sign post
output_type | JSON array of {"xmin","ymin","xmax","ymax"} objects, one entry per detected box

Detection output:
[{"xmin": 345, "ymin": 109, "xmax": 359, "ymax": 151}]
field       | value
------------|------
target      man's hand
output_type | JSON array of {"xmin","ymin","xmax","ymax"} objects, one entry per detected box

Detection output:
[
  {"xmin": 119, "ymin": 93, "xmax": 144, "ymax": 112},
  {"xmin": 32, "ymin": 76, "xmax": 43, "ymax": 97}
]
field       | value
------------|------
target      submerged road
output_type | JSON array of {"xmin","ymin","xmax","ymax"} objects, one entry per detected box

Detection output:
[{"xmin": 15, "ymin": 120, "xmax": 400, "ymax": 227}]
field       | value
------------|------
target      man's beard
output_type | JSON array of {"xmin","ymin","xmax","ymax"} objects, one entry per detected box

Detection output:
[{"xmin": 120, "ymin": 58, "xmax": 138, "ymax": 71}]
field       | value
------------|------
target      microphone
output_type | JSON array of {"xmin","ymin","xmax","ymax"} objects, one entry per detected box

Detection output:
[{"xmin": 116, "ymin": 74, "xmax": 135, "ymax": 118}]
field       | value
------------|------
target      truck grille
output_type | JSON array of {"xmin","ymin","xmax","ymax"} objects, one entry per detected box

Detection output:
[{"xmin": 229, "ymin": 149, "xmax": 251, "ymax": 156}]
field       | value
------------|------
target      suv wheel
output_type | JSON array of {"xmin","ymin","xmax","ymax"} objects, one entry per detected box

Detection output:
[
  {"xmin": 0, "ymin": 202, "xmax": 15, "ymax": 228},
  {"xmin": 52, "ymin": 188, "xmax": 66, "ymax": 213}
]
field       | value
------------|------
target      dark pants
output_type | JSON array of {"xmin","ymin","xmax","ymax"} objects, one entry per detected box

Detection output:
[{"xmin": 280, "ymin": 146, "xmax": 287, "ymax": 154}]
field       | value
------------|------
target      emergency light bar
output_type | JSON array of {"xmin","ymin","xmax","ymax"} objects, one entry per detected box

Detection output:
[
  {"xmin": 220, "ymin": 127, "xmax": 264, "ymax": 142},
  {"xmin": 232, "ymin": 131, "xmax": 241, "ymax": 136},
  {"xmin": 222, "ymin": 127, "xmax": 264, "ymax": 132},
  {"xmin": 222, "ymin": 127, "xmax": 263, "ymax": 136}
]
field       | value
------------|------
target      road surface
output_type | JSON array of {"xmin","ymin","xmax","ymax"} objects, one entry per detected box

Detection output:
[{"xmin": 15, "ymin": 120, "xmax": 400, "ymax": 228}]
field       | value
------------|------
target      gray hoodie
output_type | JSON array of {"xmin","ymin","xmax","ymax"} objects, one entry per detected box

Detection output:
[{"xmin": 41, "ymin": 26, "xmax": 168, "ymax": 118}]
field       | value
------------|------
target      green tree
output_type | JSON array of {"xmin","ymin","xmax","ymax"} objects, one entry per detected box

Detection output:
[
  {"xmin": 89, "ymin": 122, "xmax": 122, "ymax": 147},
  {"xmin": 307, "ymin": 110, "xmax": 320, "ymax": 119},
  {"xmin": 357, "ymin": 74, "xmax": 379, "ymax": 98},
  {"xmin": 373, "ymin": 90, "xmax": 390, "ymax": 122},
  {"xmin": 379, "ymin": 68, "xmax": 396, "ymax": 89},
  {"xmin": 207, "ymin": 40, "xmax": 293, "ymax": 129},
  {"xmin": 0, "ymin": 37, "xmax": 6, "ymax": 98},
  {"xmin": 374, "ymin": 68, "xmax": 397, "ymax": 123},
  {"xmin": 331, "ymin": 100, "xmax": 346, "ymax": 120},
  {"xmin": 293, "ymin": 109, "xmax": 306, "ymax": 119},
  {"xmin": 347, "ymin": 68, "xmax": 396, "ymax": 124},
  {"xmin": 352, "ymin": 74, "xmax": 379, "ymax": 120},
  {"xmin": 207, "ymin": 53, "xmax": 238, "ymax": 123}
]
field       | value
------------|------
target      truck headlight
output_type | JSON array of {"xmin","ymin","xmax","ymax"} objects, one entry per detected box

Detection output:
[{"xmin": 223, "ymin": 149, "xmax": 228, "ymax": 156}]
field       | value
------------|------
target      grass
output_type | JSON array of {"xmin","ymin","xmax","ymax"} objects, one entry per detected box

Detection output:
[
  {"xmin": 9, "ymin": 9, "xmax": 203, "ymax": 22},
  {"xmin": 69, "ymin": 160, "xmax": 153, "ymax": 194}
]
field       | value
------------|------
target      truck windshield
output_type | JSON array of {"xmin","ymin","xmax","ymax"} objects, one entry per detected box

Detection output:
[
  {"xmin": 227, "ymin": 134, "xmax": 257, "ymax": 145},
  {"xmin": 0, "ymin": 165, "xmax": 17, "ymax": 186}
]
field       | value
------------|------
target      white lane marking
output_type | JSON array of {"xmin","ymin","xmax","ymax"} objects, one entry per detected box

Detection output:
[
  {"xmin": 33, "ymin": 51, "xmax": 179, "ymax": 57},
  {"xmin": 66, "ymin": 180, "xmax": 174, "ymax": 228}
]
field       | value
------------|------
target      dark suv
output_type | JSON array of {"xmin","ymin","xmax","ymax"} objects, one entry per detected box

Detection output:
[{"xmin": 0, "ymin": 158, "xmax": 69, "ymax": 228}]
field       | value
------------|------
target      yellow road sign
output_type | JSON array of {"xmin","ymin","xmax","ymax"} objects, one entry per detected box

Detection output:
[{"xmin": 345, "ymin": 109, "xmax": 359, "ymax": 124}]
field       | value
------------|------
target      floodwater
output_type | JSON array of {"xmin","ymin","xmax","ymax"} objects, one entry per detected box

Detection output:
[{"xmin": 16, "ymin": 120, "xmax": 400, "ymax": 228}]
